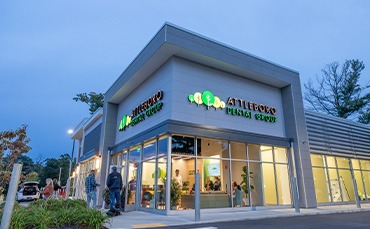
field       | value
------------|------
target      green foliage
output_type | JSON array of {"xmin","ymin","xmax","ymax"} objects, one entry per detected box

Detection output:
[
  {"xmin": 73, "ymin": 92, "xmax": 104, "ymax": 114},
  {"xmin": 39, "ymin": 154, "xmax": 72, "ymax": 187},
  {"xmin": 170, "ymin": 179, "xmax": 182, "ymax": 206},
  {"xmin": 4, "ymin": 199, "xmax": 109, "ymax": 229},
  {"xmin": 304, "ymin": 59, "xmax": 370, "ymax": 121},
  {"xmin": 240, "ymin": 165, "xmax": 254, "ymax": 196}
]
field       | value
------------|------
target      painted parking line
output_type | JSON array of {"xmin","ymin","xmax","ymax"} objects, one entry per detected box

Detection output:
[{"xmin": 132, "ymin": 223, "xmax": 167, "ymax": 228}]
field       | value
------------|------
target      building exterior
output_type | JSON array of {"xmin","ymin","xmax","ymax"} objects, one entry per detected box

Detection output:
[{"xmin": 70, "ymin": 23, "xmax": 369, "ymax": 214}]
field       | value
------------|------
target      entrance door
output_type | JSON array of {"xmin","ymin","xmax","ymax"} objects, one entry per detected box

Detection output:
[{"xmin": 125, "ymin": 148, "xmax": 140, "ymax": 211}]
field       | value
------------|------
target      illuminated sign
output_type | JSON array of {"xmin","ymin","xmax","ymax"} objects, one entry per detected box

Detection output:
[
  {"xmin": 118, "ymin": 90, "xmax": 163, "ymax": 131},
  {"xmin": 188, "ymin": 90, "xmax": 277, "ymax": 123}
]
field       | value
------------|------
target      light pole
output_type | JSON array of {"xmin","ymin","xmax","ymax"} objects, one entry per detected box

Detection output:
[{"xmin": 65, "ymin": 129, "xmax": 75, "ymax": 199}]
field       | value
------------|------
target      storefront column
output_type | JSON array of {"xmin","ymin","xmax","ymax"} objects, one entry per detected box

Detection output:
[{"xmin": 165, "ymin": 135, "xmax": 172, "ymax": 215}]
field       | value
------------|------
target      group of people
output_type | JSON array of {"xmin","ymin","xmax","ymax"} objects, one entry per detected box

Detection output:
[
  {"xmin": 204, "ymin": 176, "xmax": 221, "ymax": 191},
  {"xmin": 40, "ymin": 178, "xmax": 62, "ymax": 200},
  {"xmin": 84, "ymin": 166, "xmax": 123, "ymax": 211}
]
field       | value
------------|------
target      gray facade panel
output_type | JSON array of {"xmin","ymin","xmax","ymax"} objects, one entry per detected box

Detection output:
[{"xmin": 83, "ymin": 123, "xmax": 102, "ymax": 155}]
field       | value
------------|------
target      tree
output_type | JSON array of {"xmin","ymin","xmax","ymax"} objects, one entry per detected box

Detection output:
[
  {"xmin": 73, "ymin": 92, "xmax": 104, "ymax": 114},
  {"xmin": 40, "ymin": 154, "xmax": 72, "ymax": 187},
  {"xmin": 0, "ymin": 125, "xmax": 32, "ymax": 196},
  {"xmin": 304, "ymin": 59, "xmax": 370, "ymax": 120}
]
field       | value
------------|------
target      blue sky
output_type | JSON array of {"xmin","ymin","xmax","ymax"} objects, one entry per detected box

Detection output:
[{"xmin": 1, "ymin": 1, "xmax": 369, "ymax": 160}]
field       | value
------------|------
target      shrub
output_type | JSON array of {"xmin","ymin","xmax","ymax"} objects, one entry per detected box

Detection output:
[{"xmin": 9, "ymin": 199, "xmax": 109, "ymax": 229}]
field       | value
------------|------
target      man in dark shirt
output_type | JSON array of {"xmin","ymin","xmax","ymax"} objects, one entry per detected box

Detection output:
[{"xmin": 106, "ymin": 166, "xmax": 123, "ymax": 211}]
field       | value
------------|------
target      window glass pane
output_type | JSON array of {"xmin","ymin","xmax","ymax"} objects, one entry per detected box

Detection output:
[
  {"xmin": 274, "ymin": 147, "xmax": 287, "ymax": 163},
  {"xmin": 328, "ymin": 168, "xmax": 342, "ymax": 202},
  {"xmin": 262, "ymin": 163, "xmax": 277, "ymax": 205},
  {"xmin": 362, "ymin": 171, "xmax": 370, "ymax": 199},
  {"xmin": 248, "ymin": 144, "xmax": 260, "ymax": 161},
  {"xmin": 338, "ymin": 169, "xmax": 355, "ymax": 202},
  {"xmin": 198, "ymin": 158, "xmax": 231, "ymax": 209},
  {"xmin": 351, "ymin": 159, "xmax": 360, "ymax": 170},
  {"xmin": 336, "ymin": 157, "xmax": 350, "ymax": 169},
  {"xmin": 230, "ymin": 142, "xmax": 246, "ymax": 160},
  {"xmin": 230, "ymin": 161, "xmax": 248, "ymax": 207},
  {"xmin": 199, "ymin": 138, "xmax": 229, "ymax": 158},
  {"xmin": 354, "ymin": 171, "xmax": 366, "ymax": 201},
  {"xmin": 158, "ymin": 136, "xmax": 168, "ymax": 157},
  {"xmin": 260, "ymin": 146, "xmax": 273, "ymax": 162},
  {"xmin": 143, "ymin": 140, "xmax": 157, "ymax": 160},
  {"xmin": 249, "ymin": 162, "xmax": 263, "ymax": 206},
  {"xmin": 311, "ymin": 154, "xmax": 326, "ymax": 167},
  {"xmin": 360, "ymin": 160, "xmax": 370, "ymax": 170},
  {"xmin": 312, "ymin": 167, "xmax": 330, "ymax": 203},
  {"xmin": 155, "ymin": 157, "xmax": 167, "ymax": 210},
  {"xmin": 141, "ymin": 159, "xmax": 156, "ymax": 208},
  {"xmin": 172, "ymin": 156, "xmax": 195, "ymax": 210},
  {"xmin": 127, "ymin": 150, "xmax": 139, "ymax": 205},
  {"xmin": 326, "ymin": 156, "xmax": 336, "ymax": 168},
  {"xmin": 121, "ymin": 151, "xmax": 127, "ymax": 166},
  {"xmin": 276, "ymin": 164, "xmax": 291, "ymax": 205},
  {"xmin": 172, "ymin": 135, "xmax": 195, "ymax": 156}
]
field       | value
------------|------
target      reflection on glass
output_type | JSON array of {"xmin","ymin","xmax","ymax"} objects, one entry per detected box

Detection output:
[
  {"xmin": 172, "ymin": 136, "xmax": 195, "ymax": 155},
  {"xmin": 328, "ymin": 168, "xmax": 342, "ymax": 202},
  {"xmin": 158, "ymin": 137, "xmax": 168, "ymax": 157},
  {"xmin": 127, "ymin": 147, "xmax": 140, "ymax": 205},
  {"xmin": 262, "ymin": 163, "xmax": 277, "ymax": 205},
  {"xmin": 312, "ymin": 167, "xmax": 330, "ymax": 203},
  {"xmin": 248, "ymin": 144, "xmax": 260, "ymax": 161},
  {"xmin": 231, "ymin": 161, "xmax": 248, "ymax": 207},
  {"xmin": 249, "ymin": 162, "xmax": 263, "ymax": 206},
  {"xmin": 261, "ymin": 146, "xmax": 273, "ymax": 162},
  {"xmin": 276, "ymin": 164, "xmax": 291, "ymax": 205},
  {"xmin": 230, "ymin": 142, "xmax": 246, "ymax": 160},
  {"xmin": 274, "ymin": 147, "xmax": 287, "ymax": 163},
  {"xmin": 311, "ymin": 154, "xmax": 326, "ymax": 167},
  {"xmin": 143, "ymin": 140, "xmax": 157, "ymax": 160},
  {"xmin": 172, "ymin": 156, "xmax": 195, "ymax": 209},
  {"xmin": 141, "ymin": 160, "xmax": 156, "ymax": 208}
]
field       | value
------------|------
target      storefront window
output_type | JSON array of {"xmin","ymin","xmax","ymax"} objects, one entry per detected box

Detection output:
[
  {"xmin": 230, "ymin": 161, "xmax": 248, "ymax": 206},
  {"xmin": 260, "ymin": 146, "xmax": 273, "ymax": 162},
  {"xmin": 249, "ymin": 162, "xmax": 263, "ymax": 206},
  {"xmin": 141, "ymin": 159, "xmax": 156, "ymax": 208},
  {"xmin": 326, "ymin": 156, "xmax": 336, "ymax": 168},
  {"xmin": 337, "ymin": 158, "xmax": 350, "ymax": 169},
  {"xmin": 312, "ymin": 167, "xmax": 330, "ymax": 203},
  {"xmin": 127, "ymin": 146, "xmax": 140, "ymax": 206},
  {"xmin": 311, "ymin": 154, "xmax": 326, "ymax": 167},
  {"xmin": 143, "ymin": 140, "xmax": 157, "ymax": 160},
  {"xmin": 199, "ymin": 138, "xmax": 229, "ymax": 159},
  {"xmin": 262, "ymin": 163, "xmax": 277, "ymax": 205},
  {"xmin": 351, "ymin": 159, "xmax": 360, "ymax": 170},
  {"xmin": 362, "ymin": 171, "xmax": 370, "ymax": 199},
  {"xmin": 155, "ymin": 157, "xmax": 167, "ymax": 210},
  {"xmin": 274, "ymin": 147, "xmax": 288, "ymax": 163},
  {"xmin": 158, "ymin": 136, "xmax": 168, "ymax": 157},
  {"xmin": 353, "ymin": 170, "xmax": 366, "ymax": 201},
  {"xmin": 248, "ymin": 144, "xmax": 260, "ymax": 161},
  {"xmin": 328, "ymin": 168, "xmax": 342, "ymax": 202},
  {"xmin": 172, "ymin": 136, "xmax": 195, "ymax": 156},
  {"xmin": 338, "ymin": 169, "xmax": 355, "ymax": 201},
  {"xmin": 276, "ymin": 164, "xmax": 291, "ymax": 205},
  {"xmin": 230, "ymin": 141, "xmax": 246, "ymax": 160},
  {"xmin": 360, "ymin": 160, "xmax": 370, "ymax": 171}
]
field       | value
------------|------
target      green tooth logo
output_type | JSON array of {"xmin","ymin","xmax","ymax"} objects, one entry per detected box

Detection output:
[{"xmin": 188, "ymin": 90, "xmax": 225, "ymax": 110}]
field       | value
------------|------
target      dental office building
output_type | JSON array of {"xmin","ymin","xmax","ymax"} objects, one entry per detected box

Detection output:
[{"xmin": 70, "ymin": 23, "xmax": 370, "ymax": 214}]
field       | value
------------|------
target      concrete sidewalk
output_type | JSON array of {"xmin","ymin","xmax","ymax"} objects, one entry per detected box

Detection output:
[{"xmin": 106, "ymin": 203, "xmax": 370, "ymax": 229}]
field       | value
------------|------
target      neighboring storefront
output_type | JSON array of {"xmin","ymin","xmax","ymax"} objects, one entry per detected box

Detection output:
[
  {"xmin": 70, "ymin": 23, "xmax": 370, "ymax": 215},
  {"xmin": 306, "ymin": 111, "xmax": 370, "ymax": 204},
  {"xmin": 71, "ymin": 108, "xmax": 103, "ymax": 201}
]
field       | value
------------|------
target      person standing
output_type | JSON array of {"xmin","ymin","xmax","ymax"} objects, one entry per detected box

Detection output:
[
  {"xmin": 53, "ymin": 178, "xmax": 61, "ymax": 196},
  {"xmin": 106, "ymin": 166, "xmax": 123, "ymax": 211},
  {"xmin": 172, "ymin": 169, "xmax": 183, "ymax": 187},
  {"xmin": 85, "ymin": 169, "xmax": 100, "ymax": 209},
  {"xmin": 40, "ymin": 178, "xmax": 54, "ymax": 200}
]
